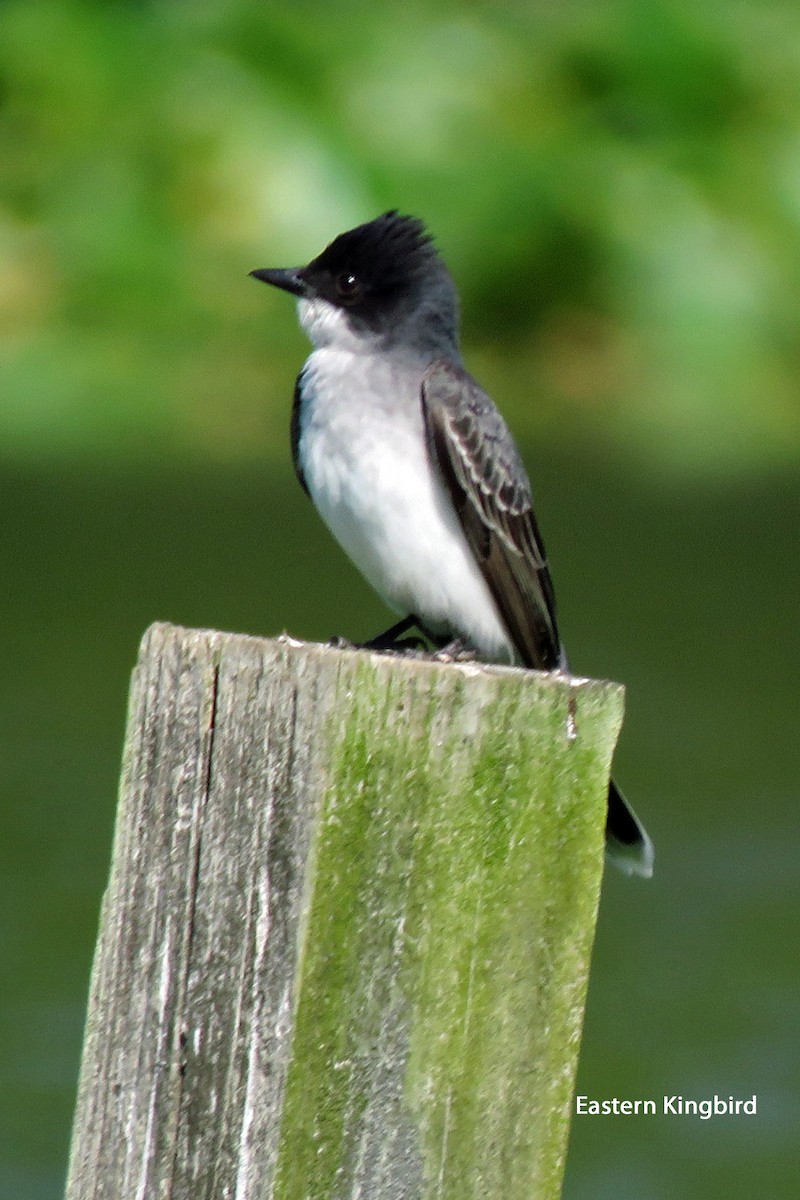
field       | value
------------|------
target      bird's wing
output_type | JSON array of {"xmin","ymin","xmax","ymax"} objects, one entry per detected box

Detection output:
[
  {"xmin": 290, "ymin": 375, "xmax": 310, "ymax": 496},
  {"xmin": 422, "ymin": 358, "xmax": 562, "ymax": 669}
]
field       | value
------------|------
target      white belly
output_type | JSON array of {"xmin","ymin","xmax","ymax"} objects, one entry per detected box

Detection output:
[{"xmin": 298, "ymin": 349, "xmax": 515, "ymax": 663}]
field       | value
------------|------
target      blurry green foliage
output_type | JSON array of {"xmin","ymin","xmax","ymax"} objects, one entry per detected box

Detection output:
[{"xmin": 2, "ymin": 0, "xmax": 800, "ymax": 474}]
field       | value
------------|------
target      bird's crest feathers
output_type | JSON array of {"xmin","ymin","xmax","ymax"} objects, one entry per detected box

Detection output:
[{"xmin": 308, "ymin": 211, "xmax": 439, "ymax": 288}]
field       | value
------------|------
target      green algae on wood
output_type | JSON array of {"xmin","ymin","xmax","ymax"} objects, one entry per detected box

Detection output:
[{"xmin": 273, "ymin": 652, "xmax": 623, "ymax": 1200}]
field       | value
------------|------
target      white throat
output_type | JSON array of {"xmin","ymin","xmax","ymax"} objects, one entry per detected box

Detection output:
[{"xmin": 297, "ymin": 297, "xmax": 369, "ymax": 353}]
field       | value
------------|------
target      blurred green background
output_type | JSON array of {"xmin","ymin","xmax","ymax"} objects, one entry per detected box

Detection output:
[{"xmin": 2, "ymin": 1, "xmax": 798, "ymax": 1196}]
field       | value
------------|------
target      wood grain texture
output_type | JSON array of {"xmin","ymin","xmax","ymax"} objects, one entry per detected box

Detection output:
[{"xmin": 66, "ymin": 623, "xmax": 624, "ymax": 1200}]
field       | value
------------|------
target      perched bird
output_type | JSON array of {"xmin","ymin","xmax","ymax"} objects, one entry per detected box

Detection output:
[{"xmin": 251, "ymin": 211, "xmax": 653, "ymax": 877}]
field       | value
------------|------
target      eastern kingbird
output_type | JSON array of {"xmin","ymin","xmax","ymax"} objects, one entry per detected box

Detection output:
[{"xmin": 251, "ymin": 211, "xmax": 653, "ymax": 877}]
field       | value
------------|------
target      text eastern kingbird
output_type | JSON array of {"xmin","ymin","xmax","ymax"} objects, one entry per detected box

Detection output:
[{"xmin": 251, "ymin": 211, "xmax": 653, "ymax": 877}]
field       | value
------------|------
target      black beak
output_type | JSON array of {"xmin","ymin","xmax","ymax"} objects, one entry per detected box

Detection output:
[{"xmin": 249, "ymin": 266, "xmax": 309, "ymax": 297}]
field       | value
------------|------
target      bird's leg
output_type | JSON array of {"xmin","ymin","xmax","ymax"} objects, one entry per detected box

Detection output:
[
  {"xmin": 330, "ymin": 619, "xmax": 478, "ymax": 659},
  {"xmin": 329, "ymin": 615, "xmax": 427, "ymax": 654},
  {"xmin": 361, "ymin": 615, "xmax": 427, "ymax": 652}
]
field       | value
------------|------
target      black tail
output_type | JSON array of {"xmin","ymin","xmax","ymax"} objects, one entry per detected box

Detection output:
[{"xmin": 606, "ymin": 778, "xmax": 654, "ymax": 878}]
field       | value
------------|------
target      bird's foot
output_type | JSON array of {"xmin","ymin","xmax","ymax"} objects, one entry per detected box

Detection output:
[
  {"xmin": 393, "ymin": 639, "xmax": 432, "ymax": 656},
  {"xmin": 329, "ymin": 616, "xmax": 429, "ymax": 656},
  {"xmin": 432, "ymin": 638, "xmax": 477, "ymax": 663},
  {"xmin": 363, "ymin": 635, "xmax": 428, "ymax": 656}
]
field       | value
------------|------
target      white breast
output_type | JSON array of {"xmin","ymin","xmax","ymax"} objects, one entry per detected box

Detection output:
[{"xmin": 297, "ymin": 346, "xmax": 515, "ymax": 663}]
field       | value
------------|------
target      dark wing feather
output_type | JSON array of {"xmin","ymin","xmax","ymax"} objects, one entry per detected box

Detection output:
[
  {"xmin": 422, "ymin": 359, "xmax": 562, "ymax": 669},
  {"xmin": 291, "ymin": 374, "xmax": 310, "ymax": 496}
]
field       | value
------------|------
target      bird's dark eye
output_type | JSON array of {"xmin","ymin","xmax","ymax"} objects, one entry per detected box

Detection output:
[{"xmin": 335, "ymin": 273, "xmax": 361, "ymax": 302}]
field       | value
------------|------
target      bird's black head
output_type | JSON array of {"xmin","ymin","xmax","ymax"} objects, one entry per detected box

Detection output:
[
  {"xmin": 251, "ymin": 212, "xmax": 458, "ymax": 347},
  {"xmin": 299, "ymin": 211, "xmax": 438, "ymax": 311}
]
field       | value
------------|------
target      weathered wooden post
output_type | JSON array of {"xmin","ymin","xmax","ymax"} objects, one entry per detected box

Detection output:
[{"xmin": 65, "ymin": 622, "xmax": 623, "ymax": 1200}]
